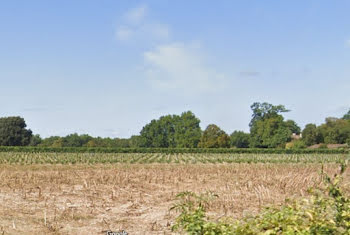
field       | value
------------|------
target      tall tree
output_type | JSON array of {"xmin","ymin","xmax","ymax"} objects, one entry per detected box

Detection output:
[
  {"xmin": 29, "ymin": 134, "xmax": 42, "ymax": 146},
  {"xmin": 140, "ymin": 115, "xmax": 178, "ymax": 147},
  {"xmin": 174, "ymin": 111, "xmax": 201, "ymax": 148},
  {"xmin": 230, "ymin": 131, "xmax": 250, "ymax": 148},
  {"xmin": 198, "ymin": 124, "xmax": 230, "ymax": 148},
  {"xmin": 285, "ymin": 120, "xmax": 301, "ymax": 134},
  {"xmin": 250, "ymin": 115, "xmax": 291, "ymax": 148},
  {"xmin": 139, "ymin": 111, "xmax": 201, "ymax": 148},
  {"xmin": 0, "ymin": 116, "xmax": 32, "ymax": 146},
  {"xmin": 249, "ymin": 102, "xmax": 293, "ymax": 148},
  {"xmin": 317, "ymin": 118, "xmax": 350, "ymax": 144},
  {"xmin": 249, "ymin": 102, "xmax": 289, "ymax": 127},
  {"xmin": 302, "ymin": 124, "xmax": 322, "ymax": 146}
]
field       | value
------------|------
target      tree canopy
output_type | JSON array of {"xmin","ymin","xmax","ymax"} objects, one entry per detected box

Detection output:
[
  {"xmin": 250, "ymin": 115, "xmax": 292, "ymax": 148},
  {"xmin": 140, "ymin": 111, "xmax": 201, "ymax": 148},
  {"xmin": 285, "ymin": 120, "xmax": 301, "ymax": 134},
  {"xmin": 230, "ymin": 131, "xmax": 250, "ymax": 148},
  {"xmin": 249, "ymin": 102, "xmax": 289, "ymax": 127},
  {"xmin": 173, "ymin": 111, "xmax": 202, "ymax": 148},
  {"xmin": 1, "ymin": 104, "xmax": 349, "ymax": 149},
  {"xmin": 343, "ymin": 110, "xmax": 350, "ymax": 120},
  {"xmin": 198, "ymin": 124, "xmax": 230, "ymax": 148},
  {"xmin": 249, "ymin": 102, "xmax": 292, "ymax": 148},
  {"xmin": 0, "ymin": 116, "xmax": 32, "ymax": 146},
  {"xmin": 302, "ymin": 124, "xmax": 321, "ymax": 146},
  {"xmin": 318, "ymin": 118, "xmax": 350, "ymax": 144}
]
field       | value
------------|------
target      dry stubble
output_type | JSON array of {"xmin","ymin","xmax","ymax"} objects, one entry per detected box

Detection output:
[{"xmin": 0, "ymin": 163, "xmax": 346, "ymax": 234}]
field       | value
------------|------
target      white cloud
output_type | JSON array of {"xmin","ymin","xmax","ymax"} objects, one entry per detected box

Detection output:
[
  {"xmin": 124, "ymin": 5, "xmax": 147, "ymax": 25},
  {"xmin": 115, "ymin": 5, "xmax": 170, "ymax": 42},
  {"xmin": 143, "ymin": 43, "xmax": 227, "ymax": 94},
  {"xmin": 116, "ymin": 6, "xmax": 227, "ymax": 95},
  {"xmin": 116, "ymin": 23, "xmax": 170, "ymax": 42}
]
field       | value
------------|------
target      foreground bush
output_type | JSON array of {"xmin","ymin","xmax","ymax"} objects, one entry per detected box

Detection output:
[{"xmin": 171, "ymin": 164, "xmax": 350, "ymax": 234}]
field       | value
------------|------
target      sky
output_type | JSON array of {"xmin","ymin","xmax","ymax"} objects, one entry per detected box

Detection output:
[{"xmin": 0, "ymin": 0, "xmax": 350, "ymax": 138}]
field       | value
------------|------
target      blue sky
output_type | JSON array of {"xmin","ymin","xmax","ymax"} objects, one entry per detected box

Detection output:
[{"xmin": 1, "ymin": 1, "xmax": 350, "ymax": 138}]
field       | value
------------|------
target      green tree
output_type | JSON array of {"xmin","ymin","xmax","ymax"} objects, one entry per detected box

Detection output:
[
  {"xmin": 302, "ymin": 124, "xmax": 322, "ymax": 146},
  {"xmin": 52, "ymin": 138, "xmax": 65, "ymax": 147},
  {"xmin": 198, "ymin": 124, "xmax": 230, "ymax": 148},
  {"xmin": 0, "ymin": 116, "xmax": 32, "ymax": 146},
  {"xmin": 86, "ymin": 139, "xmax": 98, "ymax": 147},
  {"xmin": 249, "ymin": 103, "xmax": 293, "ymax": 148},
  {"xmin": 29, "ymin": 134, "xmax": 42, "ymax": 146},
  {"xmin": 318, "ymin": 118, "xmax": 350, "ymax": 144},
  {"xmin": 63, "ymin": 133, "xmax": 93, "ymax": 147},
  {"xmin": 250, "ymin": 115, "xmax": 292, "ymax": 148},
  {"xmin": 39, "ymin": 136, "xmax": 61, "ymax": 147},
  {"xmin": 140, "ymin": 115, "xmax": 178, "ymax": 147},
  {"xmin": 129, "ymin": 135, "xmax": 142, "ymax": 147},
  {"xmin": 114, "ymin": 138, "xmax": 131, "ymax": 148},
  {"xmin": 174, "ymin": 111, "xmax": 201, "ymax": 148},
  {"xmin": 230, "ymin": 131, "xmax": 250, "ymax": 148},
  {"xmin": 88, "ymin": 137, "xmax": 120, "ymax": 148},
  {"xmin": 139, "ymin": 111, "xmax": 201, "ymax": 148},
  {"xmin": 343, "ymin": 109, "xmax": 350, "ymax": 120},
  {"xmin": 285, "ymin": 120, "xmax": 301, "ymax": 134},
  {"xmin": 249, "ymin": 102, "xmax": 289, "ymax": 127}
]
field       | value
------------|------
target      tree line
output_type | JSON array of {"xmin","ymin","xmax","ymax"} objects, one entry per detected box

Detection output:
[{"xmin": 1, "ymin": 102, "xmax": 350, "ymax": 149}]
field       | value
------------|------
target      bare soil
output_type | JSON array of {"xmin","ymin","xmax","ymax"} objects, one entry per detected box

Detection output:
[{"xmin": 0, "ymin": 163, "xmax": 344, "ymax": 234}]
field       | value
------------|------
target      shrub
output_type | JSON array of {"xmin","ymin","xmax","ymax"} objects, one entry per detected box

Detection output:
[{"xmin": 286, "ymin": 139, "xmax": 306, "ymax": 149}]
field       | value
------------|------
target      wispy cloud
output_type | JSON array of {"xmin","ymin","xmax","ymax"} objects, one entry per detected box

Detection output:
[
  {"xmin": 116, "ymin": 6, "xmax": 228, "ymax": 95},
  {"xmin": 143, "ymin": 43, "xmax": 227, "ymax": 94},
  {"xmin": 346, "ymin": 39, "xmax": 350, "ymax": 48},
  {"xmin": 116, "ymin": 23, "xmax": 170, "ymax": 41},
  {"xmin": 143, "ymin": 23, "xmax": 170, "ymax": 39},
  {"xmin": 124, "ymin": 5, "xmax": 147, "ymax": 25},
  {"xmin": 115, "ymin": 26, "xmax": 133, "ymax": 41},
  {"xmin": 115, "ymin": 5, "xmax": 170, "ymax": 42}
]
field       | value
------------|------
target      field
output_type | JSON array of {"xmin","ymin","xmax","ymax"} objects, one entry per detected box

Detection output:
[
  {"xmin": 0, "ymin": 153, "xmax": 349, "ymax": 234},
  {"xmin": 0, "ymin": 152, "xmax": 349, "ymax": 164}
]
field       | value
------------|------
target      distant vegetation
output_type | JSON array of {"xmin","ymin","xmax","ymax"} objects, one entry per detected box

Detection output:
[{"xmin": 0, "ymin": 102, "xmax": 350, "ymax": 149}]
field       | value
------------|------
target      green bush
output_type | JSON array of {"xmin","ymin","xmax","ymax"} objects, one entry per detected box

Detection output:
[
  {"xmin": 171, "ymin": 164, "xmax": 350, "ymax": 234},
  {"xmin": 285, "ymin": 140, "xmax": 306, "ymax": 150}
]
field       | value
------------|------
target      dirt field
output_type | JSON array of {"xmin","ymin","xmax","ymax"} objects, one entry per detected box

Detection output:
[{"xmin": 0, "ymin": 163, "xmax": 345, "ymax": 234}]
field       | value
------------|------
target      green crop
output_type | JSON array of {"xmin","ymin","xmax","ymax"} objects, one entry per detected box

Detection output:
[
  {"xmin": 0, "ymin": 146, "xmax": 348, "ymax": 154},
  {"xmin": 0, "ymin": 152, "xmax": 349, "ymax": 165}
]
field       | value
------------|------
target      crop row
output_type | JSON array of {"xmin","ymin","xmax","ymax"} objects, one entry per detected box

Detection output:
[
  {"xmin": 0, "ymin": 152, "xmax": 348, "ymax": 164},
  {"xmin": 0, "ymin": 146, "xmax": 348, "ymax": 154}
]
